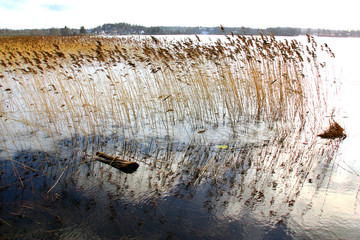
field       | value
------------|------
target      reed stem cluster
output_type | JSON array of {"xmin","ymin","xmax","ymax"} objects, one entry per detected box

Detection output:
[{"xmin": 0, "ymin": 34, "xmax": 336, "ymax": 188}]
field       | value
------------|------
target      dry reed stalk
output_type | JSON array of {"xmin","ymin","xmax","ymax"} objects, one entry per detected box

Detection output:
[
  {"xmin": 0, "ymin": 33, "xmax": 339, "ymax": 190},
  {"xmin": 0, "ymin": 217, "xmax": 12, "ymax": 227}
]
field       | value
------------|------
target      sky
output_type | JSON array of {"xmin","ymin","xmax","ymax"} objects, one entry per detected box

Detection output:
[{"xmin": 0, "ymin": 0, "xmax": 359, "ymax": 30}]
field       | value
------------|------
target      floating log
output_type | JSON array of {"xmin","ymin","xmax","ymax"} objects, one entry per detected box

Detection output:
[{"xmin": 95, "ymin": 152, "xmax": 139, "ymax": 174}]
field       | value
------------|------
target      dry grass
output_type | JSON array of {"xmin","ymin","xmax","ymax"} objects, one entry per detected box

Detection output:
[
  {"xmin": 318, "ymin": 119, "xmax": 346, "ymax": 139},
  {"xmin": 0, "ymin": 33, "xmax": 341, "ymax": 190}
]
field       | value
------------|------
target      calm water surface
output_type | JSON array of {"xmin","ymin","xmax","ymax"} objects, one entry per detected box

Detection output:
[{"xmin": 0, "ymin": 36, "xmax": 359, "ymax": 240}]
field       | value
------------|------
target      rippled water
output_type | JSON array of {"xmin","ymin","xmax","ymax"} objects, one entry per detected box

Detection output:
[
  {"xmin": 1, "ymin": 36, "xmax": 359, "ymax": 240},
  {"xmin": 287, "ymin": 37, "xmax": 360, "ymax": 240}
]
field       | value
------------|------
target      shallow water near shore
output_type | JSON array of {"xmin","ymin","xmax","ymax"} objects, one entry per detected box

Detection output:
[{"xmin": 1, "ymin": 35, "xmax": 359, "ymax": 239}]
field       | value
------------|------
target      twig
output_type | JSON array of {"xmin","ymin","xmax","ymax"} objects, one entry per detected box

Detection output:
[
  {"xmin": 0, "ymin": 217, "xmax": 12, "ymax": 227},
  {"xmin": 0, "ymin": 153, "xmax": 38, "ymax": 172},
  {"xmin": 194, "ymin": 154, "xmax": 216, "ymax": 186},
  {"xmin": 153, "ymin": 198, "xmax": 166, "ymax": 222},
  {"xmin": 47, "ymin": 165, "xmax": 69, "ymax": 194}
]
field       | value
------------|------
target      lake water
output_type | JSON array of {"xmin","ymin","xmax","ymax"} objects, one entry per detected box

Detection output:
[
  {"xmin": 0, "ymin": 35, "xmax": 359, "ymax": 239},
  {"xmin": 293, "ymin": 37, "xmax": 360, "ymax": 239}
]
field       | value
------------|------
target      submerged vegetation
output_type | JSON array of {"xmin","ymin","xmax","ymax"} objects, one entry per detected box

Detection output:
[{"xmin": 0, "ymin": 33, "xmax": 347, "ymax": 237}]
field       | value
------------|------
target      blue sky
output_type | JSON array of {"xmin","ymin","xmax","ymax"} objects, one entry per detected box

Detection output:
[{"xmin": 0, "ymin": 0, "xmax": 359, "ymax": 30}]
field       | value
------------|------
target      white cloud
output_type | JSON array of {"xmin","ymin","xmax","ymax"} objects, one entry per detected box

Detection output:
[{"xmin": 42, "ymin": 4, "xmax": 70, "ymax": 12}]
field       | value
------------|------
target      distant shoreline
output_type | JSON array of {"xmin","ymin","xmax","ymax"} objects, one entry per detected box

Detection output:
[{"xmin": 1, "ymin": 22, "xmax": 360, "ymax": 37}]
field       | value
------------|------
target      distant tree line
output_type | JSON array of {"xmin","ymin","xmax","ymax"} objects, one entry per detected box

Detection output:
[
  {"xmin": 0, "ymin": 26, "xmax": 88, "ymax": 36},
  {"xmin": 1, "ymin": 22, "xmax": 360, "ymax": 37}
]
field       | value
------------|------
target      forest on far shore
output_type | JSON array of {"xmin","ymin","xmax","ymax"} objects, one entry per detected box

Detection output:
[{"xmin": 1, "ymin": 22, "xmax": 360, "ymax": 37}]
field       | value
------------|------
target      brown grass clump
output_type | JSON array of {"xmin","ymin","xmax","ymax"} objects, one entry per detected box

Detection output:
[{"xmin": 318, "ymin": 120, "xmax": 346, "ymax": 139}]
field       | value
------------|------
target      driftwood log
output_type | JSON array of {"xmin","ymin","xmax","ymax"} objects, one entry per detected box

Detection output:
[{"xmin": 95, "ymin": 152, "xmax": 139, "ymax": 174}]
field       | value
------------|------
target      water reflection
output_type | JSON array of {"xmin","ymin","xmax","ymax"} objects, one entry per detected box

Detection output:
[
  {"xmin": 0, "ymin": 128, "xmax": 344, "ymax": 239},
  {"xmin": 1, "ymin": 36, "xmax": 360, "ymax": 239}
]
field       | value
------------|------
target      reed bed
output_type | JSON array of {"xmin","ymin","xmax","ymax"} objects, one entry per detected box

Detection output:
[
  {"xmin": 0, "ymin": 33, "xmax": 338, "ymax": 190},
  {"xmin": 0, "ymin": 34, "xmax": 346, "ymax": 236}
]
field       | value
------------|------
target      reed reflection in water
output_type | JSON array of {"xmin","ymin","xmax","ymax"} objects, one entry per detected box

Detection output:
[
  {"xmin": 0, "ymin": 128, "xmax": 342, "ymax": 239},
  {"xmin": 0, "ymin": 34, "xmax": 351, "ymax": 239}
]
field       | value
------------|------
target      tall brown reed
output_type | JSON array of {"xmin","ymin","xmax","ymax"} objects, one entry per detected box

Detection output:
[{"xmin": 0, "ymin": 34, "xmax": 337, "ymax": 189}]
